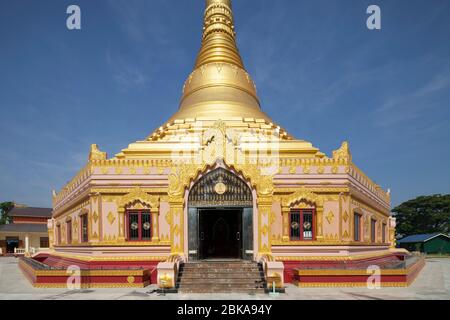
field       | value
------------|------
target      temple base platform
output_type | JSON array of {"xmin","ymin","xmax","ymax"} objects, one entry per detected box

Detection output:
[
  {"xmin": 19, "ymin": 249, "xmax": 425, "ymax": 289},
  {"xmin": 19, "ymin": 253, "xmax": 161, "ymax": 288},
  {"xmin": 282, "ymin": 252, "xmax": 425, "ymax": 287}
]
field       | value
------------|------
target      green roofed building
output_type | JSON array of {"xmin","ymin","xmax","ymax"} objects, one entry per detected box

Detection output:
[{"xmin": 397, "ymin": 233, "xmax": 450, "ymax": 254}]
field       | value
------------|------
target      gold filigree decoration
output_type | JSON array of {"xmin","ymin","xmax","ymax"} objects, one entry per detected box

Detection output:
[
  {"xmin": 118, "ymin": 187, "xmax": 159, "ymax": 209},
  {"xmin": 283, "ymin": 188, "xmax": 322, "ymax": 208}
]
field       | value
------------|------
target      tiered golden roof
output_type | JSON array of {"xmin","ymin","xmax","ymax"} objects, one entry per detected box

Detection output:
[{"xmin": 116, "ymin": 0, "xmax": 323, "ymax": 159}]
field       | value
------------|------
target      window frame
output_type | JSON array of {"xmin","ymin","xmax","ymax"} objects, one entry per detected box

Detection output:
[
  {"xmin": 66, "ymin": 220, "xmax": 72, "ymax": 245},
  {"xmin": 371, "ymin": 219, "xmax": 377, "ymax": 243},
  {"xmin": 289, "ymin": 209, "xmax": 316, "ymax": 241},
  {"xmin": 56, "ymin": 224, "xmax": 61, "ymax": 245},
  {"xmin": 40, "ymin": 237, "xmax": 49, "ymax": 248},
  {"xmin": 80, "ymin": 214, "xmax": 89, "ymax": 243},
  {"xmin": 354, "ymin": 213, "xmax": 362, "ymax": 242},
  {"xmin": 382, "ymin": 223, "xmax": 387, "ymax": 243},
  {"xmin": 126, "ymin": 209, "xmax": 152, "ymax": 242}
]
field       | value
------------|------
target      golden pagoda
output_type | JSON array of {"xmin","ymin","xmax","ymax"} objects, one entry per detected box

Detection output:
[{"xmin": 20, "ymin": 0, "xmax": 424, "ymax": 290}]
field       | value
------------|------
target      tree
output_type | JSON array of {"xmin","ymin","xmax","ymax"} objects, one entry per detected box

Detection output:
[
  {"xmin": 0, "ymin": 202, "xmax": 14, "ymax": 224},
  {"xmin": 392, "ymin": 194, "xmax": 450, "ymax": 237}
]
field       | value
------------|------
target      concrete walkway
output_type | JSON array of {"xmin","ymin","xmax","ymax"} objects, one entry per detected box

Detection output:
[{"xmin": 0, "ymin": 257, "xmax": 449, "ymax": 300}]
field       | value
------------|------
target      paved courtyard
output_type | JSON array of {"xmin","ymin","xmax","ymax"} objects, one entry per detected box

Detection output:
[{"xmin": 0, "ymin": 257, "xmax": 449, "ymax": 300}]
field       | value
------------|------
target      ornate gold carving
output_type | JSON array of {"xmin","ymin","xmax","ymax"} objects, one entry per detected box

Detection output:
[
  {"xmin": 89, "ymin": 144, "xmax": 107, "ymax": 161},
  {"xmin": 326, "ymin": 211, "xmax": 334, "ymax": 224},
  {"xmin": 73, "ymin": 218, "xmax": 79, "ymax": 233},
  {"xmin": 343, "ymin": 210, "xmax": 349, "ymax": 222},
  {"xmin": 118, "ymin": 187, "xmax": 159, "ymax": 209},
  {"xmin": 214, "ymin": 181, "xmax": 227, "ymax": 195},
  {"xmin": 261, "ymin": 224, "xmax": 269, "ymax": 236},
  {"xmin": 283, "ymin": 188, "xmax": 323, "ymax": 208},
  {"xmin": 333, "ymin": 141, "xmax": 352, "ymax": 162},
  {"xmin": 107, "ymin": 212, "xmax": 116, "ymax": 225},
  {"xmin": 92, "ymin": 211, "xmax": 99, "ymax": 223}
]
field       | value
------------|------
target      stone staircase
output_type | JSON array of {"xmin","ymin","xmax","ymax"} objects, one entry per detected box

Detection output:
[{"xmin": 176, "ymin": 260, "xmax": 267, "ymax": 294}]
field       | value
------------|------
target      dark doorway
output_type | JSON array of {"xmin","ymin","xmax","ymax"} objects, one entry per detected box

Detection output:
[
  {"xmin": 199, "ymin": 209, "xmax": 242, "ymax": 260},
  {"xmin": 6, "ymin": 237, "xmax": 19, "ymax": 254}
]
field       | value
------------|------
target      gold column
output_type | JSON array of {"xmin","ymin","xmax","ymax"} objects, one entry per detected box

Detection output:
[
  {"xmin": 315, "ymin": 204, "xmax": 324, "ymax": 241},
  {"xmin": 151, "ymin": 206, "xmax": 160, "ymax": 242},
  {"xmin": 117, "ymin": 208, "xmax": 125, "ymax": 241},
  {"xmin": 281, "ymin": 205, "xmax": 290, "ymax": 242},
  {"xmin": 48, "ymin": 225, "xmax": 54, "ymax": 249},
  {"xmin": 169, "ymin": 198, "xmax": 184, "ymax": 254},
  {"xmin": 389, "ymin": 217, "xmax": 396, "ymax": 248},
  {"xmin": 257, "ymin": 196, "xmax": 273, "ymax": 254}
]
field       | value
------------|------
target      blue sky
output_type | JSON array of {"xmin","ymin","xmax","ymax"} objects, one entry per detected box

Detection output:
[{"xmin": 0, "ymin": 0, "xmax": 449, "ymax": 208}]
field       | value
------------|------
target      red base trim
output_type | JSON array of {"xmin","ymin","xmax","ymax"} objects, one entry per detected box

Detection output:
[
  {"xmin": 283, "ymin": 253, "xmax": 425, "ymax": 286},
  {"xmin": 20, "ymin": 254, "xmax": 162, "ymax": 288}
]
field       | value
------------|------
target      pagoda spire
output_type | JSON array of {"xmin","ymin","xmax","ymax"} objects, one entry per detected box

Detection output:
[{"xmin": 195, "ymin": 0, "xmax": 245, "ymax": 69}]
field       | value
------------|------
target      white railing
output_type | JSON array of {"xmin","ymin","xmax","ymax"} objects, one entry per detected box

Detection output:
[
  {"xmin": 14, "ymin": 248, "xmax": 26, "ymax": 255},
  {"xmin": 13, "ymin": 247, "xmax": 49, "ymax": 255}
]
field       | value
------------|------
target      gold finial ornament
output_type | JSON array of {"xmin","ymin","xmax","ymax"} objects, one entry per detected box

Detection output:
[
  {"xmin": 332, "ymin": 141, "xmax": 352, "ymax": 162},
  {"xmin": 89, "ymin": 144, "xmax": 107, "ymax": 161},
  {"xmin": 196, "ymin": 0, "xmax": 242, "ymax": 68}
]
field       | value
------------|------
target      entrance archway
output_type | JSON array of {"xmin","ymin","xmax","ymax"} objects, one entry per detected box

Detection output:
[{"xmin": 187, "ymin": 168, "xmax": 254, "ymax": 261}]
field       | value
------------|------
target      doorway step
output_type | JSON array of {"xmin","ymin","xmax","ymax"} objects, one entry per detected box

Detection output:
[{"xmin": 176, "ymin": 260, "xmax": 267, "ymax": 294}]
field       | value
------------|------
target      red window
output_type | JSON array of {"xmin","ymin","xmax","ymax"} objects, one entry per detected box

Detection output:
[
  {"xmin": 40, "ymin": 237, "xmax": 49, "ymax": 248},
  {"xmin": 56, "ymin": 224, "xmax": 61, "ymax": 245},
  {"xmin": 290, "ymin": 209, "xmax": 315, "ymax": 241},
  {"xmin": 371, "ymin": 219, "xmax": 377, "ymax": 243},
  {"xmin": 81, "ymin": 214, "xmax": 88, "ymax": 243},
  {"xmin": 126, "ymin": 210, "xmax": 151, "ymax": 241},
  {"xmin": 66, "ymin": 221, "xmax": 72, "ymax": 244},
  {"xmin": 354, "ymin": 213, "xmax": 362, "ymax": 241}
]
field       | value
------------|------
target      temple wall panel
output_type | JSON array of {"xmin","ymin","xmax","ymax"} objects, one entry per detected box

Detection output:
[
  {"xmin": 270, "ymin": 202, "xmax": 282, "ymax": 243},
  {"xmin": 322, "ymin": 200, "xmax": 339, "ymax": 241},
  {"xmin": 54, "ymin": 201, "xmax": 90, "ymax": 245},
  {"xmin": 350, "ymin": 197, "xmax": 390, "ymax": 244},
  {"xmin": 159, "ymin": 201, "xmax": 170, "ymax": 242},
  {"xmin": 101, "ymin": 201, "xmax": 119, "ymax": 242},
  {"xmin": 340, "ymin": 194, "xmax": 352, "ymax": 241},
  {"xmin": 89, "ymin": 196, "xmax": 101, "ymax": 243}
]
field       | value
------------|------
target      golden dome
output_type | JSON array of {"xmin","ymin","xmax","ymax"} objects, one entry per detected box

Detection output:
[{"xmin": 167, "ymin": 0, "xmax": 275, "ymax": 124}]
